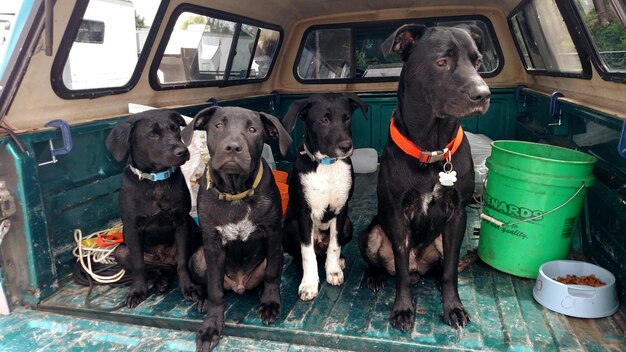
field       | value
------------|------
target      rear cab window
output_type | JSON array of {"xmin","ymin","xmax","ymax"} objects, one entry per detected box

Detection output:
[
  {"xmin": 149, "ymin": 4, "xmax": 282, "ymax": 89},
  {"xmin": 294, "ymin": 16, "xmax": 502, "ymax": 83}
]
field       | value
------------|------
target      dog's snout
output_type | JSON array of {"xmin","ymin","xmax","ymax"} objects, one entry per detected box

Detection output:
[
  {"xmin": 468, "ymin": 82, "xmax": 491, "ymax": 102},
  {"xmin": 338, "ymin": 140, "xmax": 353, "ymax": 153},
  {"xmin": 174, "ymin": 146, "xmax": 189, "ymax": 158},
  {"xmin": 224, "ymin": 142, "xmax": 243, "ymax": 153}
]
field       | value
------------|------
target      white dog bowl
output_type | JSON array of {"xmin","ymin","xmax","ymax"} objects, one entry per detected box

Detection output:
[{"xmin": 533, "ymin": 260, "xmax": 619, "ymax": 318}]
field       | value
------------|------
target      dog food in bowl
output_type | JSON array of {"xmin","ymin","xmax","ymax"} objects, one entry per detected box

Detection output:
[
  {"xmin": 554, "ymin": 274, "xmax": 606, "ymax": 287},
  {"xmin": 534, "ymin": 260, "xmax": 619, "ymax": 318}
]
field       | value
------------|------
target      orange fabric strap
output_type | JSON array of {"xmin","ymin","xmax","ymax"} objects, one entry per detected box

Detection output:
[{"xmin": 389, "ymin": 117, "xmax": 464, "ymax": 163}]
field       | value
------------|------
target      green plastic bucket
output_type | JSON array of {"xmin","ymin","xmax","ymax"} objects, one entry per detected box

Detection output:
[{"xmin": 478, "ymin": 141, "xmax": 597, "ymax": 278}]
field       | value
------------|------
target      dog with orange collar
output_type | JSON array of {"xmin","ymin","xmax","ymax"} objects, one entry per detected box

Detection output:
[{"xmin": 358, "ymin": 24, "xmax": 490, "ymax": 331}]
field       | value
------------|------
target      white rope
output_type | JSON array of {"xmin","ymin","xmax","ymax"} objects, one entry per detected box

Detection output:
[{"xmin": 73, "ymin": 227, "xmax": 125, "ymax": 284}]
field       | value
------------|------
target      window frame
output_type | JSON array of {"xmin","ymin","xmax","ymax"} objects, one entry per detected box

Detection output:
[
  {"xmin": 50, "ymin": 0, "xmax": 170, "ymax": 99},
  {"xmin": 148, "ymin": 4, "xmax": 283, "ymax": 90},
  {"xmin": 563, "ymin": 0, "xmax": 626, "ymax": 84},
  {"xmin": 293, "ymin": 15, "xmax": 504, "ymax": 84},
  {"xmin": 507, "ymin": 0, "xmax": 592, "ymax": 80}
]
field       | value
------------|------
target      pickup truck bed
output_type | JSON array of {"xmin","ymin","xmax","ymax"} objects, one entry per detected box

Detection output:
[{"xmin": 2, "ymin": 172, "xmax": 623, "ymax": 351}]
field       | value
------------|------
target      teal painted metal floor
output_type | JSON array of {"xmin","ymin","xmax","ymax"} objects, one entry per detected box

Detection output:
[
  {"xmin": 31, "ymin": 173, "xmax": 626, "ymax": 351},
  {"xmin": 0, "ymin": 309, "xmax": 346, "ymax": 351}
]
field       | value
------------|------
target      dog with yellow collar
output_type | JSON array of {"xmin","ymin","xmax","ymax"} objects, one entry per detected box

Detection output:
[{"xmin": 181, "ymin": 106, "xmax": 292, "ymax": 352}]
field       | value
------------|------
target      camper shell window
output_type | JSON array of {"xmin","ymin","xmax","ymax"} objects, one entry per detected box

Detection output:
[
  {"xmin": 571, "ymin": 0, "xmax": 626, "ymax": 82},
  {"xmin": 149, "ymin": 5, "xmax": 282, "ymax": 89},
  {"xmin": 51, "ymin": 0, "xmax": 167, "ymax": 99},
  {"xmin": 294, "ymin": 16, "xmax": 503, "ymax": 83},
  {"xmin": 509, "ymin": 0, "xmax": 591, "ymax": 78}
]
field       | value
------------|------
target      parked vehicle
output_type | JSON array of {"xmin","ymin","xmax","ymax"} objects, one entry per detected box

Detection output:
[{"xmin": 0, "ymin": 0, "xmax": 624, "ymax": 350}]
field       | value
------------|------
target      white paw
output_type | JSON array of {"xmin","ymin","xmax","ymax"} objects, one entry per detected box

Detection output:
[
  {"xmin": 326, "ymin": 269, "xmax": 344, "ymax": 286},
  {"xmin": 298, "ymin": 281, "xmax": 319, "ymax": 301}
]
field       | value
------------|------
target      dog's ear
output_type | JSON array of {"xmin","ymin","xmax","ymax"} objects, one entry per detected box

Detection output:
[
  {"xmin": 382, "ymin": 24, "xmax": 427, "ymax": 61},
  {"xmin": 282, "ymin": 98, "xmax": 312, "ymax": 133},
  {"xmin": 181, "ymin": 106, "xmax": 219, "ymax": 146},
  {"xmin": 344, "ymin": 93, "xmax": 368, "ymax": 119},
  {"xmin": 106, "ymin": 121, "xmax": 133, "ymax": 162},
  {"xmin": 167, "ymin": 110, "xmax": 187, "ymax": 127},
  {"xmin": 455, "ymin": 24, "xmax": 484, "ymax": 52},
  {"xmin": 259, "ymin": 112, "xmax": 293, "ymax": 156}
]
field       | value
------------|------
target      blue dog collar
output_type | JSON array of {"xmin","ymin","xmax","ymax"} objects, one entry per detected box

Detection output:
[
  {"xmin": 300, "ymin": 143, "xmax": 338, "ymax": 165},
  {"xmin": 319, "ymin": 157, "xmax": 338, "ymax": 165},
  {"xmin": 128, "ymin": 165, "xmax": 177, "ymax": 182}
]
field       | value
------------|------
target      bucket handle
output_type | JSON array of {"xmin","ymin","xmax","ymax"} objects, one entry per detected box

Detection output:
[{"xmin": 480, "ymin": 182, "xmax": 586, "ymax": 228}]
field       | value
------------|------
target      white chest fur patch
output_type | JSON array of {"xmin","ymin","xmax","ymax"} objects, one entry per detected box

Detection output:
[
  {"xmin": 421, "ymin": 183, "xmax": 442, "ymax": 216},
  {"xmin": 216, "ymin": 213, "xmax": 257, "ymax": 245},
  {"xmin": 300, "ymin": 161, "xmax": 352, "ymax": 221}
]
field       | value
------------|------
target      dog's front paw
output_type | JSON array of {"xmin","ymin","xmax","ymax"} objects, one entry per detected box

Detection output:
[
  {"xmin": 126, "ymin": 284, "xmax": 147, "ymax": 308},
  {"xmin": 326, "ymin": 268, "xmax": 344, "ymax": 286},
  {"xmin": 196, "ymin": 316, "xmax": 223, "ymax": 352},
  {"xmin": 443, "ymin": 302, "xmax": 470, "ymax": 329},
  {"xmin": 365, "ymin": 268, "xmax": 385, "ymax": 292},
  {"xmin": 195, "ymin": 298, "xmax": 209, "ymax": 313},
  {"xmin": 390, "ymin": 302, "xmax": 415, "ymax": 332},
  {"xmin": 154, "ymin": 275, "xmax": 170, "ymax": 295},
  {"xmin": 181, "ymin": 280, "xmax": 204, "ymax": 303},
  {"xmin": 258, "ymin": 301, "xmax": 281, "ymax": 325},
  {"xmin": 298, "ymin": 280, "xmax": 319, "ymax": 301}
]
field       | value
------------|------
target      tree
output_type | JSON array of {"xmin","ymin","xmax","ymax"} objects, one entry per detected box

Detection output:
[
  {"xmin": 575, "ymin": 0, "xmax": 626, "ymax": 70},
  {"xmin": 180, "ymin": 15, "xmax": 207, "ymax": 30},
  {"xmin": 135, "ymin": 12, "xmax": 146, "ymax": 29}
]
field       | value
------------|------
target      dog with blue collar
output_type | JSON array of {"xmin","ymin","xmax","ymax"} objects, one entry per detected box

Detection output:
[
  {"xmin": 106, "ymin": 109, "xmax": 203, "ymax": 309},
  {"xmin": 281, "ymin": 93, "xmax": 368, "ymax": 301}
]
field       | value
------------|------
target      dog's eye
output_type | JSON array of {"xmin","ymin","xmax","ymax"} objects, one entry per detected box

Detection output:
[
  {"xmin": 343, "ymin": 114, "xmax": 350, "ymax": 121},
  {"xmin": 215, "ymin": 122, "xmax": 224, "ymax": 129},
  {"xmin": 148, "ymin": 131, "xmax": 159, "ymax": 139},
  {"xmin": 248, "ymin": 126, "xmax": 257, "ymax": 133},
  {"xmin": 321, "ymin": 117, "xmax": 329, "ymax": 124},
  {"xmin": 436, "ymin": 59, "xmax": 447, "ymax": 67}
]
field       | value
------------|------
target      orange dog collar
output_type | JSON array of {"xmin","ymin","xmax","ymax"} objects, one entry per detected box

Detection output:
[{"xmin": 389, "ymin": 116, "xmax": 464, "ymax": 163}]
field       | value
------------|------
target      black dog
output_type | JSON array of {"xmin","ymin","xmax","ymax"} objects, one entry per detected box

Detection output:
[
  {"xmin": 282, "ymin": 93, "xmax": 367, "ymax": 301},
  {"xmin": 359, "ymin": 25, "xmax": 490, "ymax": 331},
  {"xmin": 106, "ymin": 109, "xmax": 203, "ymax": 308},
  {"xmin": 182, "ymin": 106, "xmax": 292, "ymax": 351}
]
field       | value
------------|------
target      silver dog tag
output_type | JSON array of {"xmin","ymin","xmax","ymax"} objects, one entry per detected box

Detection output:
[
  {"xmin": 439, "ymin": 157, "xmax": 456, "ymax": 186},
  {"xmin": 439, "ymin": 170, "xmax": 457, "ymax": 186}
]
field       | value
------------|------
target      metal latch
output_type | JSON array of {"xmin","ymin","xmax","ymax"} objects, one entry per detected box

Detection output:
[
  {"xmin": 0, "ymin": 181, "xmax": 16, "ymax": 219},
  {"xmin": 515, "ymin": 84, "xmax": 527, "ymax": 107},
  {"xmin": 38, "ymin": 119, "xmax": 73, "ymax": 166},
  {"xmin": 548, "ymin": 91, "xmax": 564, "ymax": 127}
]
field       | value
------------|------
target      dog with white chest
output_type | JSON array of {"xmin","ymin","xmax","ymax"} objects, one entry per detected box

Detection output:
[
  {"xmin": 182, "ymin": 106, "xmax": 292, "ymax": 351},
  {"xmin": 282, "ymin": 93, "xmax": 368, "ymax": 301}
]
